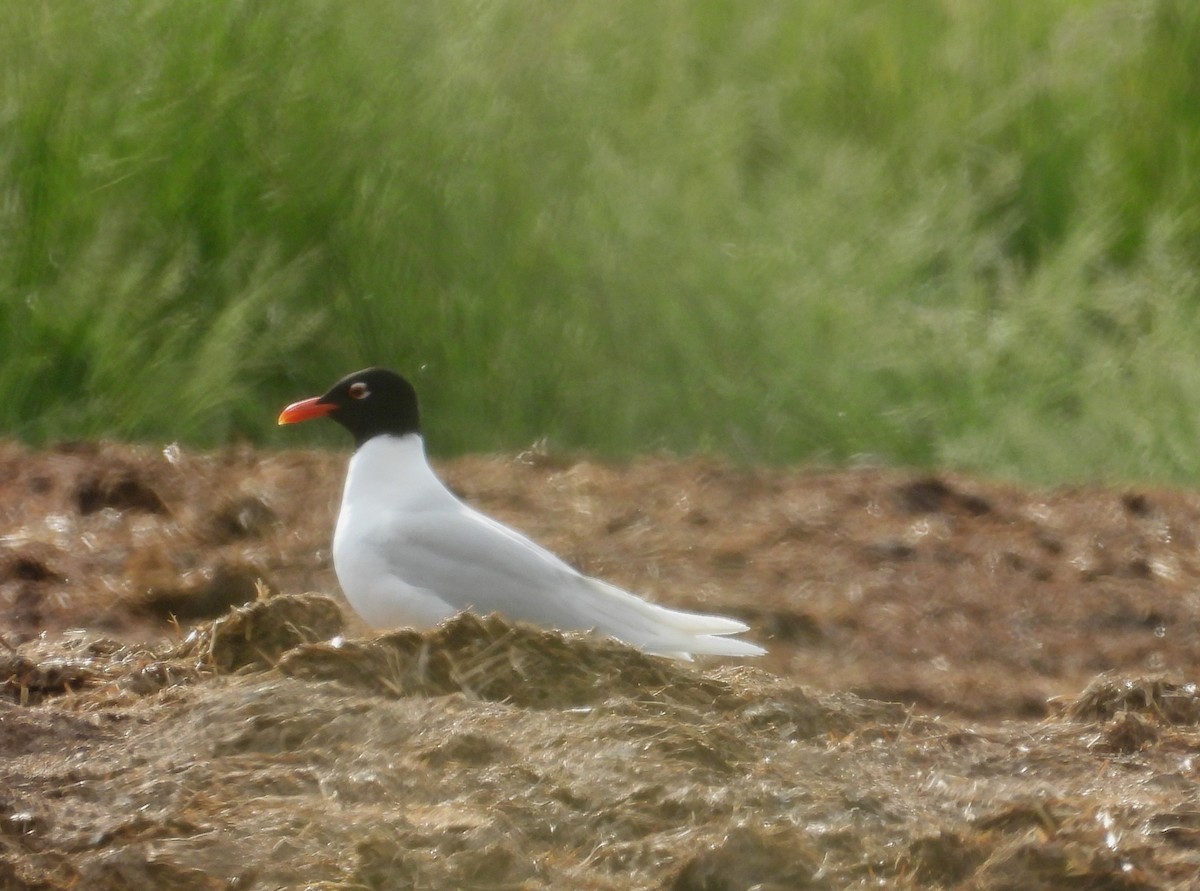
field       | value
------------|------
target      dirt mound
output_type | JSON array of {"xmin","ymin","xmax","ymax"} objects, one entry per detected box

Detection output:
[
  {"xmin": 1, "ymin": 597, "xmax": 1197, "ymax": 888},
  {"xmin": 4, "ymin": 441, "xmax": 1200, "ymax": 887}
]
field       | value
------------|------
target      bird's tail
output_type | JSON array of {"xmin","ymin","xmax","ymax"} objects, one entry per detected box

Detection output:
[{"xmin": 580, "ymin": 578, "xmax": 766, "ymax": 660}]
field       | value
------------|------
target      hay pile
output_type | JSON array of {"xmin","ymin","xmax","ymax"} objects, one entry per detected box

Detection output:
[{"xmin": 2, "ymin": 595, "xmax": 1197, "ymax": 889}]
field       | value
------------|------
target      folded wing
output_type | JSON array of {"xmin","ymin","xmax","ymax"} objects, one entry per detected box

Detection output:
[{"xmin": 372, "ymin": 502, "xmax": 764, "ymax": 659}]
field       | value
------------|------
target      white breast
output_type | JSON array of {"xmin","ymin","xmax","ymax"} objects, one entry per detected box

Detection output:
[{"xmin": 332, "ymin": 434, "xmax": 462, "ymax": 627}]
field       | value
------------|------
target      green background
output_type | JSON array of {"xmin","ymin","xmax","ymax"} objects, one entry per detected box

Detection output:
[{"xmin": 5, "ymin": 1, "xmax": 1200, "ymax": 482}]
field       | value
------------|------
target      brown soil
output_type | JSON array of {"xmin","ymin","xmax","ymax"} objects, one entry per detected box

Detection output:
[{"xmin": 2, "ymin": 440, "xmax": 1199, "ymax": 888}]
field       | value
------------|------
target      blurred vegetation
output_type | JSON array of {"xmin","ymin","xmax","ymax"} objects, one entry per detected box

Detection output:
[{"xmin": 4, "ymin": 1, "xmax": 1200, "ymax": 482}]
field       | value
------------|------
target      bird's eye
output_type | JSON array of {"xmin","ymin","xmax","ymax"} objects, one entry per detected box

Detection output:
[{"xmin": 349, "ymin": 382, "xmax": 369, "ymax": 400}]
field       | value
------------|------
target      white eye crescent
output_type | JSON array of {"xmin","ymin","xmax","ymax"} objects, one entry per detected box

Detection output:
[{"xmin": 349, "ymin": 382, "xmax": 369, "ymax": 400}]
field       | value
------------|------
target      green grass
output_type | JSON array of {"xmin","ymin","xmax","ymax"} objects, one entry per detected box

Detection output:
[{"xmin": 4, "ymin": 0, "xmax": 1200, "ymax": 483}]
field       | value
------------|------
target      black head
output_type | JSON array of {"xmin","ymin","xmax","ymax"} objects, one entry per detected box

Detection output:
[{"xmin": 279, "ymin": 367, "xmax": 421, "ymax": 448}]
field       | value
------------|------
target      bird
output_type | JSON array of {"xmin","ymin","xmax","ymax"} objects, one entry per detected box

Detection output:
[{"xmin": 277, "ymin": 367, "xmax": 765, "ymax": 659}]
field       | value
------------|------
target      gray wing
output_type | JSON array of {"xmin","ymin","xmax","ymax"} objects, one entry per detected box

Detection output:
[
  {"xmin": 371, "ymin": 502, "xmax": 602, "ymax": 630},
  {"xmin": 370, "ymin": 502, "xmax": 764, "ymax": 657}
]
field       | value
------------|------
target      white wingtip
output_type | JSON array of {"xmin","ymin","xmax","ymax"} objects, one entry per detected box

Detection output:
[
  {"xmin": 581, "ymin": 579, "xmax": 767, "ymax": 660},
  {"xmin": 648, "ymin": 633, "xmax": 768, "ymax": 660}
]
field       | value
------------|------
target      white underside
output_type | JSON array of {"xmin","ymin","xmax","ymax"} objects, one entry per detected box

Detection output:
[{"xmin": 331, "ymin": 434, "xmax": 765, "ymax": 659}]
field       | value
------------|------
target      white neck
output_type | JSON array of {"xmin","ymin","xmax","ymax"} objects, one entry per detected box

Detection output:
[{"xmin": 341, "ymin": 433, "xmax": 450, "ymax": 511}]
